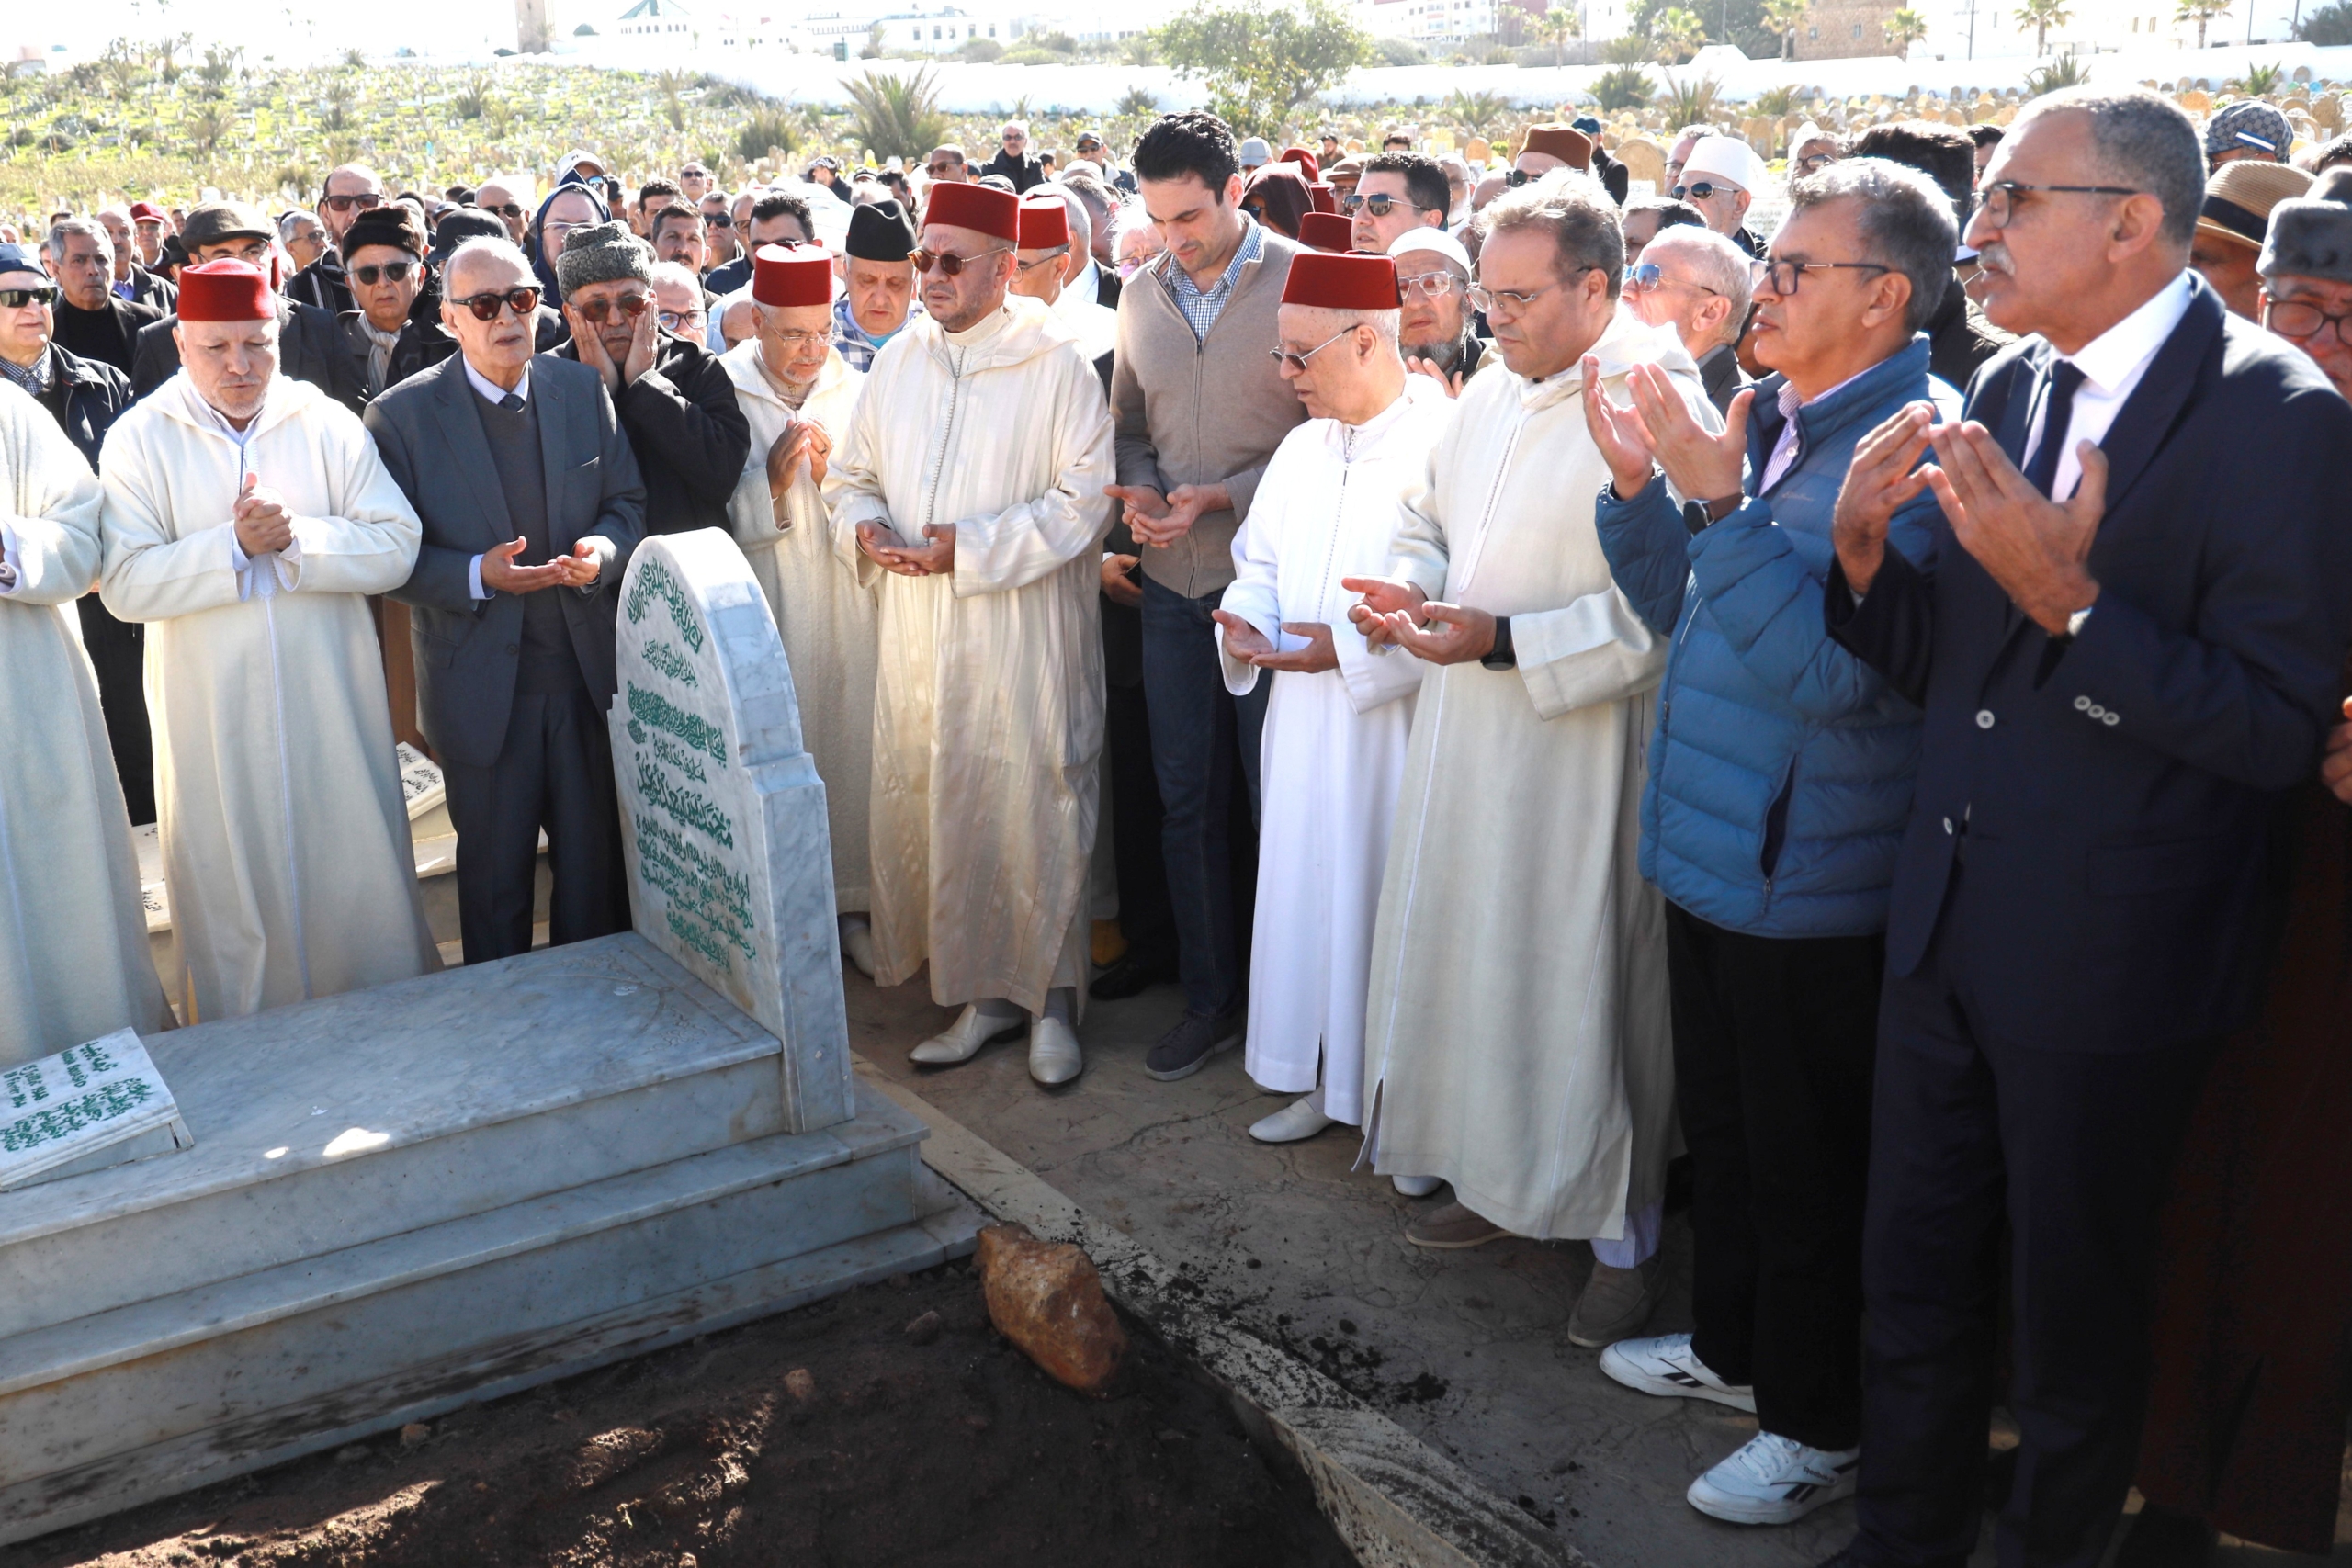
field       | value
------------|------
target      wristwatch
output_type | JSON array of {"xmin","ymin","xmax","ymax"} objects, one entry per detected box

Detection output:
[
  {"xmin": 1682, "ymin": 494, "xmax": 1742, "ymax": 535},
  {"xmin": 1481, "ymin": 615, "xmax": 1517, "ymax": 671}
]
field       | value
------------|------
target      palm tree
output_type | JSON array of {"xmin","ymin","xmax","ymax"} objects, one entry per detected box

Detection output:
[
  {"xmin": 843, "ymin": 67, "xmax": 949, "ymax": 162},
  {"xmin": 1652, "ymin": 6, "xmax": 1707, "ymax": 62},
  {"xmin": 1885, "ymin": 6, "xmax": 1929, "ymax": 52},
  {"xmin": 1762, "ymin": 0, "xmax": 1809, "ymax": 59},
  {"xmin": 2014, "ymin": 0, "xmax": 2072, "ymax": 54},
  {"xmin": 2175, "ymin": 0, "xmax": 2231, "ymax": 44},
  {"xmin": 1539, "ymin": 5, "xmax": 1582, "ymax": 63}
]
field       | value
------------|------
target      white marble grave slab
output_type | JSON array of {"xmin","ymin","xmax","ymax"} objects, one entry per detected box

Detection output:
[
  {"xmin": 0, "ymin": 1033, "xmax": 190, "ymax": 1192},
  {"xmin": 610, "ymin": 530, "xmax": 853, "ymax": 1135}
]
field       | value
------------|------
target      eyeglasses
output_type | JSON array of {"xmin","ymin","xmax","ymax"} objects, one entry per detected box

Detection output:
[
  {"xmin": 1793, "ymin": 152, "xmax": 1838, "ymax": 175},
  {"xmin": 1506, "ymin": 168, "xmax": 1534, "ymax": 186},
  {"xmin": 1399, "ymin": 268, "xmax": 1462, "ymax": 299},
  {"xmin": 767, "ymin": 327, "xmax": 831, "ymax": 350},
  {"xmin": 1467, "ymin": 267, "xmax": 1592, "ymax": 316},
  {"xmin": 1003, "ymin": 133, "xmax": 1026, "ymax": 143},
  {"xmin": 657, "ymin": 309, "xmax": 706, "ymax": 333},
  {"xmin": 1268, "ymin": 324, "xmax": 1358, "ymax": 372},
  {"xmin": 2264, "ymin": 296, "xmax": 2352, "ymax": 340},
  {"xmin": 1976, "ymin": 180, "xmax": 2143, "ymax": 228},
  {"xmin": 481, "ymin": 202, "xmax": 525, "ymax": 220},
  {"xmin": 910, "ymin": 245, "xmax": 1012, "ymax": 276},
  {"xmin": 1340, "ymin": 193, "xmax": 1430, "ymax": 219},
  {"xmin": 322, "ymin": 192, "xmax": 384, "ymax": 213},
  {"xmin": 571, "ymin": 290, "xmax": 652, "ymax": 323},
  {"xmin": 1752, "ymin": 257, "xmax": 1892, "ymax": 296},
  {"xmin": 1626, "ymin": 262, "xmax": 1719, "ymax": 296},
  {"xmin": 1016, "ymin": 247, "xmax": 1070, "ymax": 272},
  {"xmin": 0, "ymin": 285, "xmax": 58, "ymax": 309},
  {"xmin": 927, "ymin": 163, "xmax": 961, "ymax": 175},
  {"xmin": 706, "ymin": 213, "xmax": 734, "ymax": 227},
  {"xmin": 1669, "ymin": 182, "xmax": 1738, "ymax": 202},
  {"xmin": 352, "ymin": 260, "xmax": 416, "ymax": 286},
  {"xmin": 452, "ymin": 285, "xmax": 542, "ymax": 321}
]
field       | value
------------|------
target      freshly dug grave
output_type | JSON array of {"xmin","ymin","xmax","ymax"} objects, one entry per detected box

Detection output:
[{"xmin": 17, "ymin": 1263, "xmax": 1356, "ymax": 1568}]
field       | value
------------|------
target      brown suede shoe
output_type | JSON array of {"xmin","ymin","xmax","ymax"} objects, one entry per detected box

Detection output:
[
  {"xmin": 1405, "ymin": 1201, "xmax": 1509, "ymax": 1249},
  {"xmin": 1566, "ymin": 1254, "xmax": 1665, "ymax": 1348}
]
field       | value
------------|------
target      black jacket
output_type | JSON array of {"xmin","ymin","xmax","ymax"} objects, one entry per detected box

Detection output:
[
  {"xmin": 286, "ymin": 247, "xmax": 354, "ymax": 316},
  {"xmin": 123, "ymin": 265, "xmax": 176, "ymax": 312},
  {"xmin": 1825, "ymin": 276, "xmax": 2352, "ymax": 1054},
  {"xmin": 367, "ymin": 353, "xmax": 647, "ymax": 770},
  {"xmin": 981, "ymin": 151, "xmax": 1047, "ymax": 193},
  {"xmin": 31, "ymin": 344, "xmax": 134, "ymax": 469},
  {"xmin": 1924, "ymin": 273, "xmax": 2015, "ymax": 393},
  {"xmin": 130, "ymin": 296, "xmax": 357, "ymax": 408},
  {"xmin": 340, "ymin": 312, "xmax": 459, "ymax": 404},
  {"xmin": 551, "ymin": 329, "xmax": 750, "ymax": 536},
  {"xmin": 1697, "ymin": 340, "xmax": 1747, "ymax": 415},
  {"xmin": 51, "ymin": 295, "xmax": 164, "ymax": 378}
]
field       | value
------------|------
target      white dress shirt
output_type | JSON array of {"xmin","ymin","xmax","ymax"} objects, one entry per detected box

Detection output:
[
  {"xmin": 2020, "ymin": 270, "xmax": 2193, "ymax": 502},
  {"xmin": 463, "ymin": 358, "xmax": 531, "ymax": 600}
]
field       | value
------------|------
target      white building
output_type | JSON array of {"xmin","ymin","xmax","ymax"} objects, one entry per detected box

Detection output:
[{"xmin": 1912, "ymin": 0, "xmax": 2311, "ymax": 59}]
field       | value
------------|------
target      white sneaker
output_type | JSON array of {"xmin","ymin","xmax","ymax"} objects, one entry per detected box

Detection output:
[
  {"xmin": 1685, "ymin": 1432, "xmax": 1859, "ymax": 1526},
  {"xmin": 1249, "ymin": 1095, "xmax": 1334, "ymax": 1143},
  {"xmin": 1598, "ymin": 1333, "xmax": 1757, "ymax": 1413},
  {"xmin": 1391, "ymin": 1174, "xmax": 1442, "ymax": 1197}
]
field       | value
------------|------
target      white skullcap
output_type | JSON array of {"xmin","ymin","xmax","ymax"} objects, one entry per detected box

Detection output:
[
  {"xmin": 1388, "ymin": 225, "xmax": 1473, "ymax": 275},
  {"xmin": 1679, "ymin": 135, "xmax": 1768, "ymax": 194}
]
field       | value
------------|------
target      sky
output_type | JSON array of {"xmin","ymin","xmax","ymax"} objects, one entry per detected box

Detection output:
[{"xmin": 17, "ymin": 0, "xmax": 560, "ymax": 63}]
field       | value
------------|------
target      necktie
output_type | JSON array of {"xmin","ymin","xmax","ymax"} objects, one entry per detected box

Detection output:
[
  {"xmin": 499, "ymin": 392, "xmax": 525, "ymax": 412},
  {"xmin": 2021, "ymin": 359, "xmax": 2087, "ymax": 500}
]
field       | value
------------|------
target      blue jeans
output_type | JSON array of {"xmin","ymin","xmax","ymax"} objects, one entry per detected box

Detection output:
[{"xmin": 1140, "ymin": 574, "xmax": 1268, "ymax": 1019}]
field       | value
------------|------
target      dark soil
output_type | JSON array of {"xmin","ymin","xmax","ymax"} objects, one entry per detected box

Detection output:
[{"xmin": 10, "ymin": 1263, "xmax": 1357, "ymax": 1568}]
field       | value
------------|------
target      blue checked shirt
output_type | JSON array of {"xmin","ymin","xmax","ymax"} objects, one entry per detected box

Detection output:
[
  {"xmin": 1165, "ymin": 215, "xmax": 1262, "ymax": 341},
  {"xmin": 831, "ymin": 293, "xmax": 922, "ymax": 372}
]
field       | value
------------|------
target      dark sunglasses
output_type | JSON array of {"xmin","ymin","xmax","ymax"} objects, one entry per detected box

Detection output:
[
  {"xmin": 571, "ymin": 290, "xmax": 651, "ymax": 323},
  {"xmin": 352, "ymin": 260, "xmax": 416, "ymax": 286},
  {"xmin": 453, "ymin": 286, "xmax": 541, "ymax": 321},
  {"xmin": 481, "ymin": 202, "xmax": 525, "ymax": 219},
  {"xmin": 1506, "ymin": 168, "xmax": 1534, "ymax": 186},
  {"xmin": 0, "ymin": 285, "xmax": 60, "ymax": 309},
  {"xmin": 1670, "ymin": 182, "xmax": 1729, "ymax": 201},
  {"xmin": 706, "ymin": 213, "xmax": 735, "ymax": 227},
  {"xmin": 1340, "ymin": 192, "xmax": 1426, "ymax": 218},
  {"xmin": 322, "ymin": 192, "xmax": 384, "ymax": 213},
  {"xmin": 910, "ymin": 245, "xmax": 1011, "ymax": 276}
]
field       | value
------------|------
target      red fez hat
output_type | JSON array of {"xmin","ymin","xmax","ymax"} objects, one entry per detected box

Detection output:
[
  {"xmin": 1282, "ymin": 251, "xmax": 1399, "ymax": 310},
  {"xmin": 1297, "ymin": 211, "xmax": 1355, "ymax": 254},
  {"xmin": 752, "ymin": 243, "xmax": 833, "ymax": 308},
  {"xmin": 177, "ymin": 259, "xmax": 274, "ymax": 322},
  {"xmin": 129, "ymin": 201, "xmax": 166, "ymax": 223},
  {"xmin": 923, "ymin": 181, "xmax": 1021, "ymax": 243},
  {"xmin": 1278, "ymin": 146, "xmax": 1320, "ymax": 182},
  {"xmin": 1307, "ymin": 182, "xmax": 1338, "ymax": 215},
  {"xmin": 1016, "ymin": 197, "xmax": 1070, "ymax": 250},
  {"xmin": 1520, "ymin": 124, "xmax": 1595, "ymax": 170}
]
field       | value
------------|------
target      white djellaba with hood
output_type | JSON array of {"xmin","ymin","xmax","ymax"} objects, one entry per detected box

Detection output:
[
  {"xmin": 97, "ymin": 260, "xmax": 435, "ymax": 1023},
  {"xmin": 0, "ymin": 384, "xmax": 174, "ymax": 1064}
]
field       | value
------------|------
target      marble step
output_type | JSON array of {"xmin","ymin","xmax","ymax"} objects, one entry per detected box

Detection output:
[
  {"xmin": 0, "ymin": 1088, "xmax": 968, "ymax": 1539},
  {"xmin": 0, "ymin": 932, "xmax": 787, "ymax": 1341}
]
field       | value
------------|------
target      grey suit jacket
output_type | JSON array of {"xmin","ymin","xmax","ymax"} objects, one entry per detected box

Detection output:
[{"xmin": 366, "ymin": 353, "xmax": 646, "ymax": 770}]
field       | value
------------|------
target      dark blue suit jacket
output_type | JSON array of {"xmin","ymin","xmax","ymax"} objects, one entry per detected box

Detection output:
[
  {"xmin": 365, "ymin": 353, "xmax": 645, "ymax": 770},
  {"xmin": 1826, "ymin": 276, "xmax": 2352, "ymax": 1054}
]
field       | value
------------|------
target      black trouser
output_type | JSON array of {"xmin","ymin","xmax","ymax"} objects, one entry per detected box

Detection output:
[
  {"xmin": 1854, "ymin": 911, "xmax": 2218, "ymax": 1568},
  {"xmin": 77, "ymin": 595, "xmax": 153, "ymax": 826},
  {"xmin": 1666, "ymin": 900, "xmax": 1882, "ymax": 1452},
  {"xmin": 1104, "ymin": 680, "xmax": 1177, "ymax": 968},
  {"xmin": 442, "ymin": 686, "xmax": 628, "ymax": 965}
]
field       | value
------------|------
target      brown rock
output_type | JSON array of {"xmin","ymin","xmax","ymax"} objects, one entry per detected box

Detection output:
[
  {"xmin": 904, "ymin": 1310, "xmax": 944, "ymax": 1346},
  {"xmin": 398, "ymin": 1422, "xmax": 430, "ymax": 1449},
  {"xmin": 784, "ymin": 1367, "xmax": 817, "ymax": 1404},
  {"xmin": 973, "ymin": 1223, "xmax": 1129, "ymax": 1397}
]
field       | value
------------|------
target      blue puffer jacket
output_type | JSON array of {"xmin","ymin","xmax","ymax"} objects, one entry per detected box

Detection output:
[{"xmin": 1595, "ymin": 335, "xmax": 1959, "ymax": 938}]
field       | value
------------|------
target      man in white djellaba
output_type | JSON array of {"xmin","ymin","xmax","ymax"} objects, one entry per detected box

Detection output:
[
  {"xmin": 721, "ymin": 243, "xmax": 881, "ymax": 976},
  {"xmin": 1344, "ymin": 175, "xmax": 1707, "ymax": 1348},
  {"xmin": 1208, "ymin": 250, "xmax": 1450, "ymax": 1145},
  {"xmin": 98, "ymin": 260, "xmax": 435, "ymax": 1022},
  {"xmin": 829, "ymin": 180, "xmax": 1115, "ymax": 1087},
  {"xmin": 0, "ymin": 382, "xmax": 173, "ymax": 1064}
]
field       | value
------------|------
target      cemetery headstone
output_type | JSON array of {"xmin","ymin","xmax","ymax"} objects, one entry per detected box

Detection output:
[
  {"xmin": 609, "ymin": 530, "xmax": 854, "ymax": 1134},
  {"xmin": 0, "ymin": 1030, "xmax": 191, "ymax": 1190}
]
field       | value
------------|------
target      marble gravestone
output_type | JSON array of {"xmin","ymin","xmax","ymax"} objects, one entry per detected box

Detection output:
[{"xmin": 611, "ymin": 530, "xmax": 854, "ymax": 1135}]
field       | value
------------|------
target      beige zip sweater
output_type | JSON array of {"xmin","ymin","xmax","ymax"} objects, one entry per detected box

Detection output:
[{"xmin": 1110, "ymin": 226, "xmax": 1306, "ymax": 599}]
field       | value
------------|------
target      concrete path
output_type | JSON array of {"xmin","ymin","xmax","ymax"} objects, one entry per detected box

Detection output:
[{"xmin": 847, "ymin": 966, "xmax": 2349, "ymax": 1568}]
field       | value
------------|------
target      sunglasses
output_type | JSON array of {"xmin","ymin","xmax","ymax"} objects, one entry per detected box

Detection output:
[
  {"xmin": 706, "ymin": 213, "xmax": 734, "ymax": 227},
  {"xmin": 1625, "ymin": 262, "xmax": 1720, "ymax": 296},
  {"xmin": 571, "ymin": 290, "xmax": 651, "ymax": 323},
  {"xmin": 926, "ymin": 163, "xmax": 961, "ymax": 175},
  {"xmin": 481, "ymin": 202, "xmax": 525, "ymax": 219},
  {"xmin": 1340, "ymin": 193, "xmax": 1422, "ymax": 218},
  {"xmin": 0, "ymin": 285, "xmax": 61, "ymax": 309},
  {"xmin": 352, "ymin": 260, "xmax": 417, "ymax": 286},
  {"xmin": 1670, "ymin": 182, "xmax": 1731, "ymax": 202},
  {"xmin": 322, "ymin": 192, "xmax": 384, "ymax": 213},
  {"xmin": 1268, "ymin": 325, "xmax": 1358, "ymax": 372},
  {"xmin": 453, "ymin": 286, "xmax": 542, "ymax": 321},
  {"xmin": 910, "ymin": 245, "xmax": 1011, "ymax": 276},
  {"xmin": 1506, "ymin": 168, "xmax": 1534, "ymax": 186}
]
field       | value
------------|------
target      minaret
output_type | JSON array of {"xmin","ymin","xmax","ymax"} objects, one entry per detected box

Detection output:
[{"xmin": 515, "ymin": 0, "xmax": 552, "ymax": 51}]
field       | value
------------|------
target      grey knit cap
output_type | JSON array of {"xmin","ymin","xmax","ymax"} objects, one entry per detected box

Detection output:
[
  {"xmin": 2206, "ymin": 99, "xmax": 2291, "ymax": 161},
  {"xmin": 555, "ymin": 220, "xmax": 653, "ymax": 294},
  {"xmin": 2260, "ymin": 166, "xmax": 2352, "ymax": 283}
]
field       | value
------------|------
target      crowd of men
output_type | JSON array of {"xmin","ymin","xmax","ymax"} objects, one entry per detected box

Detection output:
[{"xmin": 3, "ymin": 83, "xmax": 2350, "ymax": 1568}]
